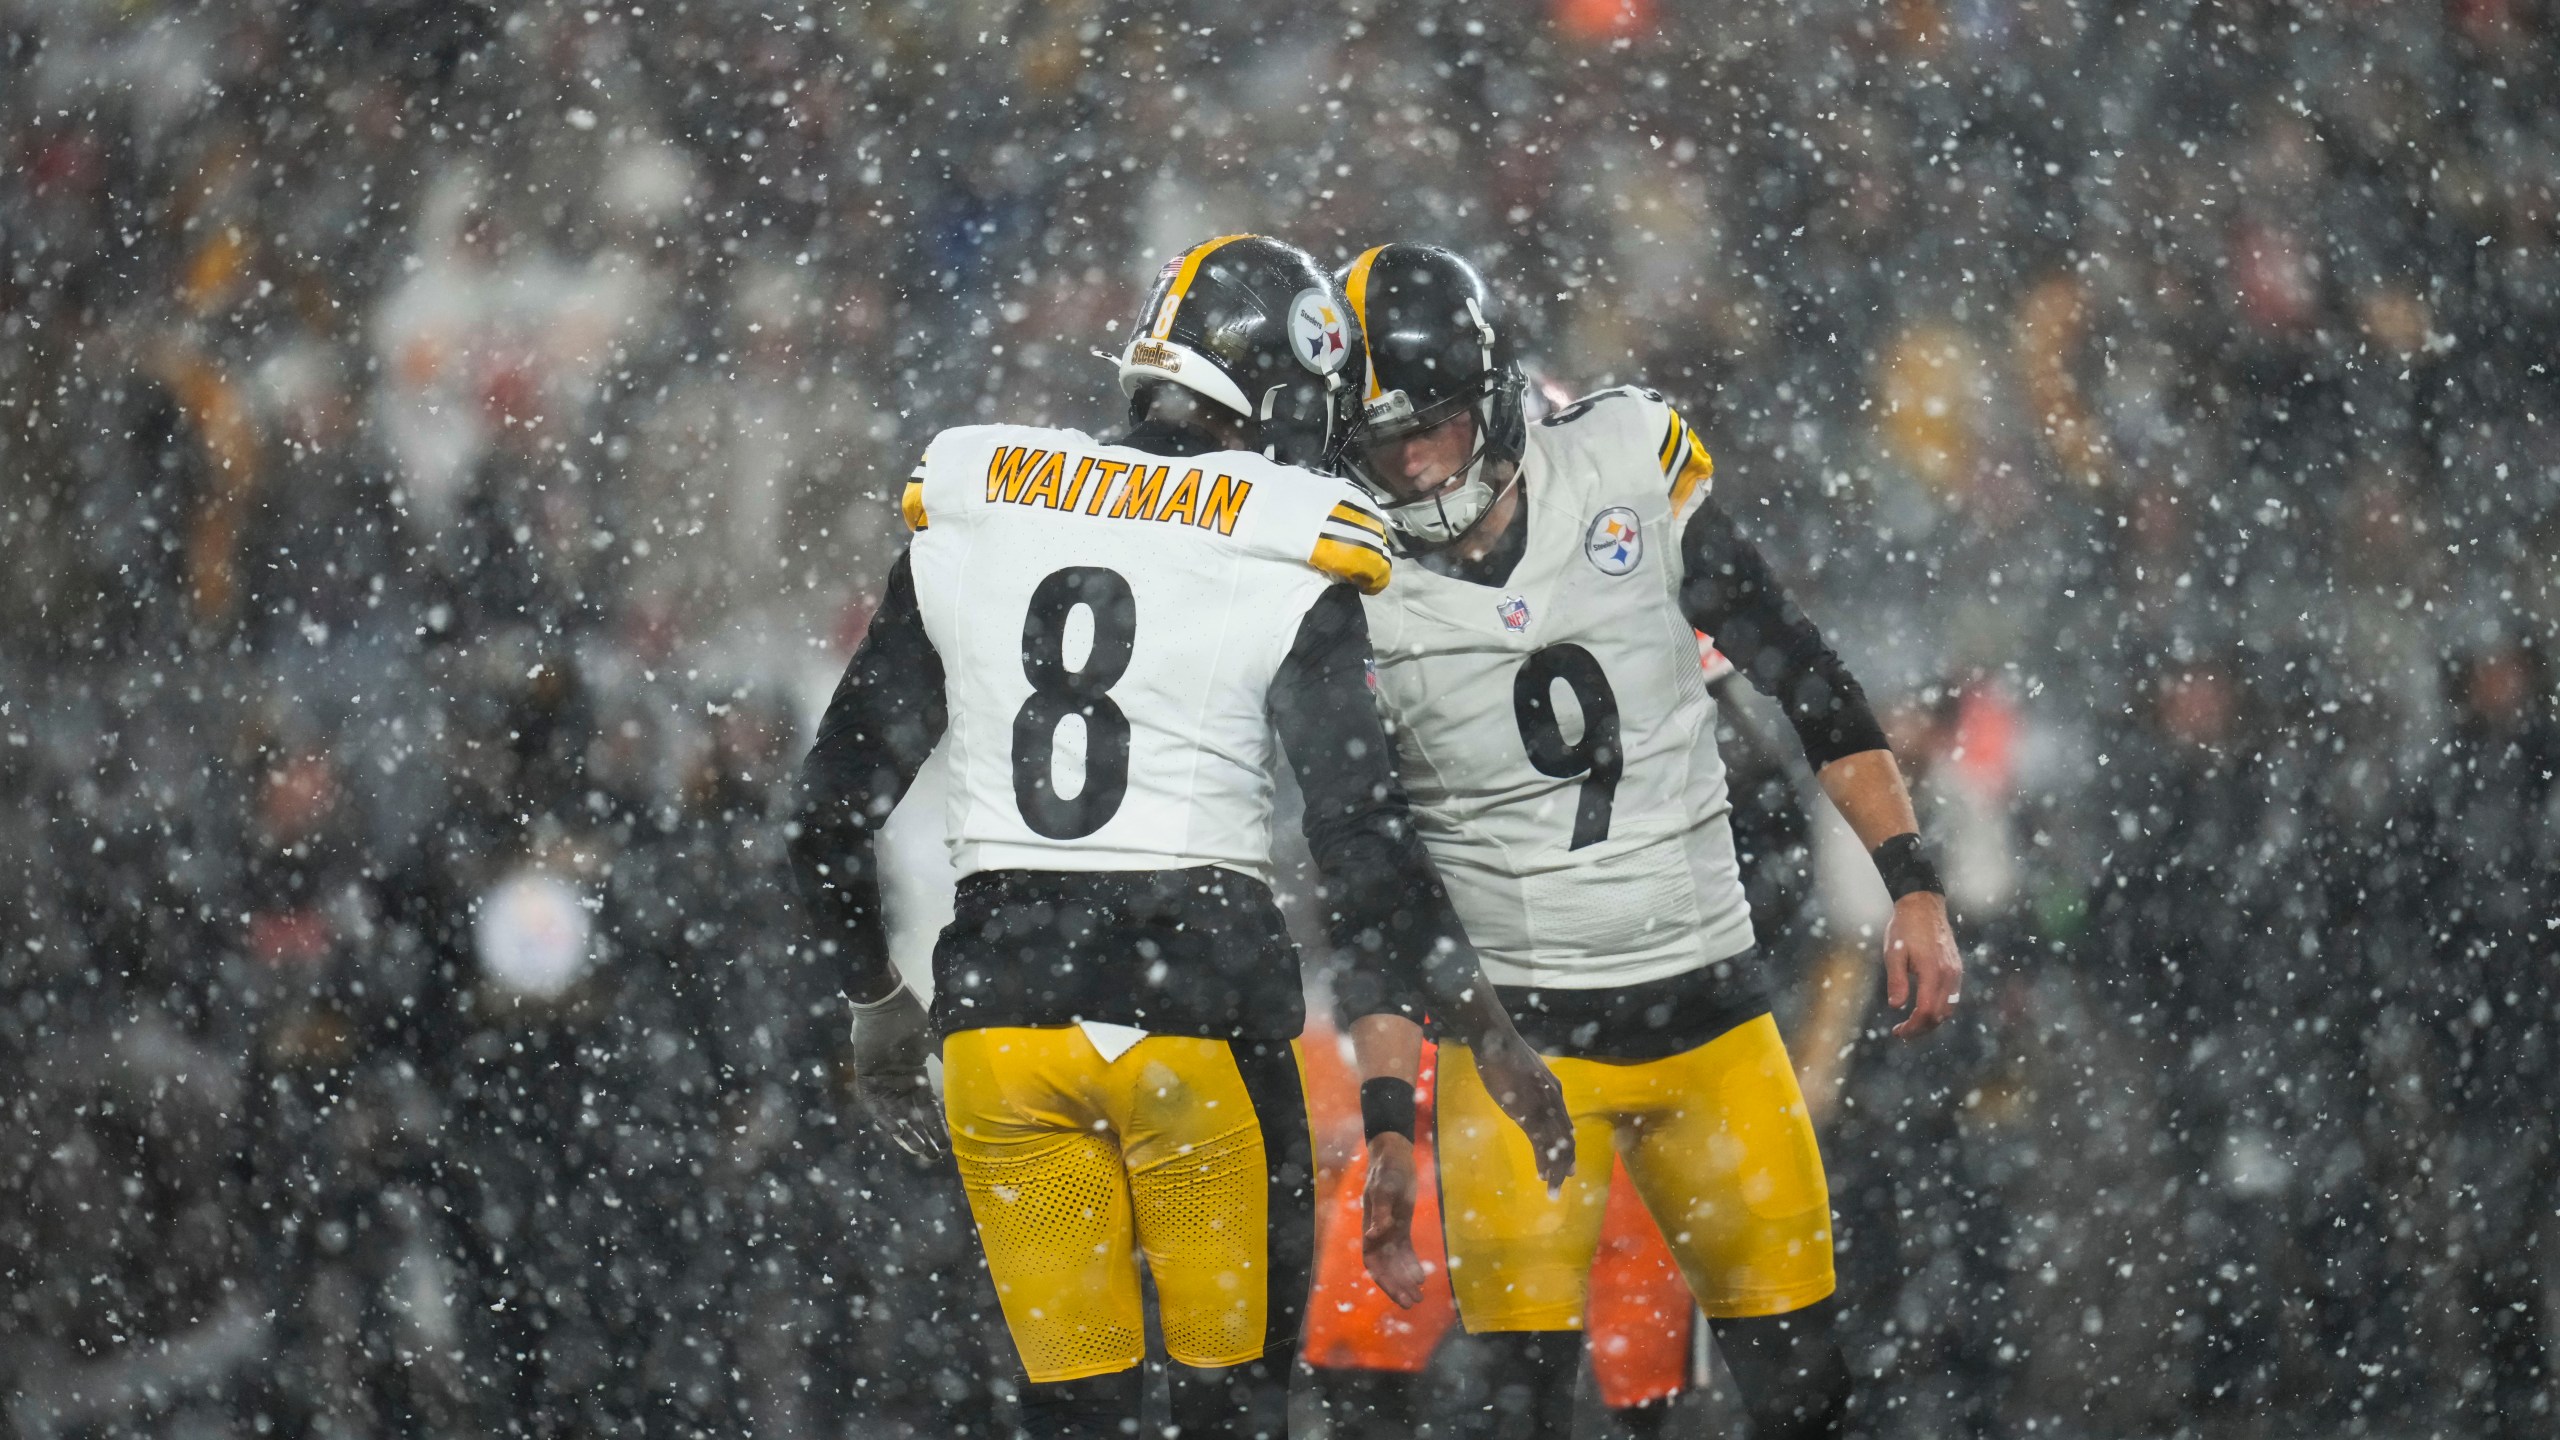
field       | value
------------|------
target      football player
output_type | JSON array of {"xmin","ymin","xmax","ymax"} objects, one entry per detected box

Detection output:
[
  {"xmin": 1330, "ymin": 243, "xmax": 1964, "ymax": 1439},
  {"xmin": 787, "ymin": 234, "xmax": 1573, "ymax": 1440}
]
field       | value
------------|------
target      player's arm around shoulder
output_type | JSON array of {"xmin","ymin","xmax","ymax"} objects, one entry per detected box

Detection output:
[{"xmin": 1264, "ymin": 564, "xmax": 1574, "ymax": 1189}]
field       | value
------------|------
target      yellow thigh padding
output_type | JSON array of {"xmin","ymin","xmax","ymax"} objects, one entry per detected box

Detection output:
[
  {"xmin": 1436, "ymin": 1047, "xmax": 1620, "ymax": 1332},
  {"xmin": 1620, "ymin": 1015, "xmax": 1835, "ymax": 1319},
  {"xmin": 1437, "ymin": 1013, "xmax": 1835, "ymax": 1331},
  {"xmin": 941, "ymin": 1028, "xmax": 1274, "ymax": 1381}
]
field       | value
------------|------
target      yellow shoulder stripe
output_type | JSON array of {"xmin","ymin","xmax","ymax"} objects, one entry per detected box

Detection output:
[
  {"xmin": 1310, "ymin": 535, "xmax": 1392, "ymax": 595},
  {"xmin": 1668, "ymin": 432, "xmax": 1714, "ymax": 514},
  {"xmin": 1656, "ymin": 412, "xmax": 1687, "ymax": 471},
  {"xmin": 1327, "ymin": 500, "xmax": 1389, "ymax": 539},
  {"xmin": 900, "ymin": 477, "xmax": 929, "ymax": 532}
]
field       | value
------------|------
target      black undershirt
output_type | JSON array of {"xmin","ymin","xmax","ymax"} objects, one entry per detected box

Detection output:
[
  {"xmin": 1675, "ymin": 496, "xmax": 1889, "ymax": 770},
  {"xmin": 1497, "ymin": 954, "xmax": 1772, "ymax": 1060}
]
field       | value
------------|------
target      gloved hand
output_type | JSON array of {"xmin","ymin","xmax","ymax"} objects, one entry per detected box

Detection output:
[{"xmin": 847, "ymin": 983, "xmax": 946, "ymax": 1160}]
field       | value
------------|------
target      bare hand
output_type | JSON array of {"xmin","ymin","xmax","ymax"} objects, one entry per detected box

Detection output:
[
  {"xmin": 847, "ymin": 987, "xmax": 948, "ymax": 1159},
  {"xmin": 1470, "ymin": 1029, "xmax": 1576, "ymax": 1191},
  {"xmin": 1883, "ymin": 893, "xmax": 1962, "ymax": 1038},
  {"xmin": 1360, "ymin": 1132, "xmax": 1428, "ymax": 1308}
]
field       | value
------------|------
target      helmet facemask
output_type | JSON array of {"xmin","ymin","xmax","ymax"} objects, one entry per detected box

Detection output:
[
  {"xmin": 1343, "ymin": 367, "xmax": 1525, "ymax": 547},
  {"xmin": 1334, "ymin": 276, "xmax": 1527, "ymax": 547}
]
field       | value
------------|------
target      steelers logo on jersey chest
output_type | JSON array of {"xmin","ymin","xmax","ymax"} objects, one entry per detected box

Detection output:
[{"xmin": 1584, "ymin": 507, "xmax": 1642, "ymax": 575}]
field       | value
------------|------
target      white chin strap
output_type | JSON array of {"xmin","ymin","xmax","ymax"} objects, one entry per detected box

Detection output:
[
  {"xmin": 1368, "ymin": 392, "xmax": 1509, "ymax": 546},
  {"xmin": 1366, "ymin": 300, "xmax": 1508, "ymax": 545},
  {"xmin": 1379, "ymin": 468, "xmax": 1501, "ymax": 546}
]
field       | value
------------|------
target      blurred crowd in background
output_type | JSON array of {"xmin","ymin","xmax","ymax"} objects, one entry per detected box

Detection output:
[{"xmin": 4, "ymin": 0, "xmax": 2557, "ymax": 1435}]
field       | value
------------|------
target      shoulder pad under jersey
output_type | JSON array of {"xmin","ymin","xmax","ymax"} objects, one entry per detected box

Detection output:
[
  {"xmin": 1542, "ymin": 385, "xmax": 1714, "ymax": 521},
  {"xmin": 1307, "ymin": 487, "xmax": 1393, "ymax": 595}
]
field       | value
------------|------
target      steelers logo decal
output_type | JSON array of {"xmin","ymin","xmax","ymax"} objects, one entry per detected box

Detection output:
[
  {"xmin": 1584, "ymin": 507, "xmax": 1642, "ymax": 575},
  {"xmin": 1290, "ymin": 287, "xmax": 1351, "ymax": 376}
]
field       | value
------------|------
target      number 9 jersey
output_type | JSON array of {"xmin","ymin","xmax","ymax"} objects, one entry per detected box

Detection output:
[
  {"xmin": 1360, "ymin": 388, "xmax": 1751, "ymax": 991},
  {"xmin": 905, "ymin": 422, "xmax": 1394, "ymax": 880}
]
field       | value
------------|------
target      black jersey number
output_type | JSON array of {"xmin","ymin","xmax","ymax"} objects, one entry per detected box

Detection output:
[
  {"xmin": 1013, "ymin": 567, "xmax": 1136, "ymax": 839},
  {"xmin": 1513, "ymin": 644, "xmax": 1621, "ymax": 850}
]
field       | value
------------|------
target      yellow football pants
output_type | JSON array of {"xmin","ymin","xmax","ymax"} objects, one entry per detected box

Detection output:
[
  {"xmin": 941, "ymin": 1027, "xmax": 1313, "ymax": 1383},
  {"xmin": 1436, "ymin": 1012, "xmax": 1835, "ymax": 1331}
]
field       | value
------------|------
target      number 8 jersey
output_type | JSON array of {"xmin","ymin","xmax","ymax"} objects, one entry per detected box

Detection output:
[
  {"xmin": 1361, "ymin": 389, "xmax": 1753, "ymax": 990},
  {"xmin": 906, "ymin": 422, "xmax": 1392, "ymax": 879}
]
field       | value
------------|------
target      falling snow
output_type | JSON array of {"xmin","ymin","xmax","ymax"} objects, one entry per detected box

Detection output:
[{"xmin": 3, "ymin": 1, "xmax": 2556, "ymax": 1436}]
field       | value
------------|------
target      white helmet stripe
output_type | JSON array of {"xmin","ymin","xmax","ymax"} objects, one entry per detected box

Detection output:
[{"xmin": 1115, "ymin": 337, "xmax": 1253, "ymax": 417}]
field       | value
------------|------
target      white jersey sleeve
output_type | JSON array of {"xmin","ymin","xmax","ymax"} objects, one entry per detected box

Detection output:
[{"xmin": 905, "ymin": 423, "xmax": 1388, "ymax": 879}]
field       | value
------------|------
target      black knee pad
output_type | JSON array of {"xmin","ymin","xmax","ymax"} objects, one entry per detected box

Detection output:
[
  {"xmin": 1711, "ymin": 1298, "xmax": 1852, "ymax": 1440},
  {"xmin": 1018, "ymin": 1367, "xmax": 1143, "ymax": 1439}
]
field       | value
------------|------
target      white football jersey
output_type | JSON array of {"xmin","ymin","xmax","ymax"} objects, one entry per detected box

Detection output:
[
  {"xmin": 1362, "ymin": 387, "xmax": 1746, "ymax": 990},
  {"xmin": 903, "ymin": 423, "xmax": 1391, "ymax": 880}
]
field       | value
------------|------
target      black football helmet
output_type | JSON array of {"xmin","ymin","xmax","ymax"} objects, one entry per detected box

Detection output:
[
  {"xmin": 1115, "ymin": 234, "xmax": 1362, "ymax": 470},
  {"xmin": 1333, "ymin": 244, "xmax": 1528, "ymax": 545}
]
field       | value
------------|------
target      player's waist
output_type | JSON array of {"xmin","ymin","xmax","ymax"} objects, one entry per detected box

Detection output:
[
  {"xmin": 930, "ymin": 866, "xmax": 1304, "ymax": 1041},
  {"xmin": 953, "ymin": 839, "xmax": 1272, "ymax": 884},
  {"xmin": 1486, "ymin": 952, "xmax": 1772, "ymax": 1062}
]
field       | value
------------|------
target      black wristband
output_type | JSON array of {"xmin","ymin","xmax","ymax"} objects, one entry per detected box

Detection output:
[
  {"xmin": 1872, "ymin": 832, "xmax": 1943, "ymax": 901},
  {"xmin": 1359, "ymin": 1077, "xmax": 1417, "ymax": 1142}
]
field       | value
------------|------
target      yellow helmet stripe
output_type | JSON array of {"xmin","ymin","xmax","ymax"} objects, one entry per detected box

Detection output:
[
  {"xmin": 1151, "ymin": 233, "xmax": 1255, "ymax": 340},
  {"xmin": 1342, "ymin": 245, "xmax": 1390, "ymax": 401}
]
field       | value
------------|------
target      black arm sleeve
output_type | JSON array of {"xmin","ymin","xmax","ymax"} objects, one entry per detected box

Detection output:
[
  {"xmin": 1677, "ymin": 497, "xmax": 1890, "ymax": 771},
  {"xmin": 1269, "ymin": 584, "xmax": 1479, "ymax": 1024},
  {"xmin": 787, "ymin": 551, "xmax": 947, "ymax": 1005}
]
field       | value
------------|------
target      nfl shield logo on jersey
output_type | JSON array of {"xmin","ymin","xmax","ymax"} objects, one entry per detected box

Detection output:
[
  {"xmin": 1496, "ymin": 595, "xmax": 1532, "ymax": 632},
  {"xmin": 1585, "ymin": 507, "xmax": 1642, "ymax": 575}
]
